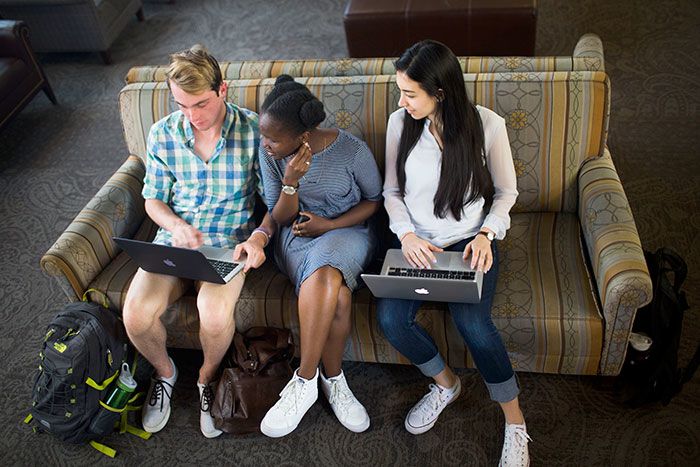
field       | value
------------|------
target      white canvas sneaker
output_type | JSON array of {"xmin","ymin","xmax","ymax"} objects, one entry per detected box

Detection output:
[
  {"xmin": 197, "ymin": 381, "xmax": 222, "ymax": 438},
  {"xmin": 404, "ymin": 378, "xmax": 461, "ymax": 435},
  {"xmin": 142, "ymin": 358, "xmax": 178, "ymax": 433},
  {"xmin": 260, "ymin": 368, "xmax": 319, "ymax": 438},
  {"xmin": 320, "ymin": 370, "xmax": 370, "ymax": 433},
  {"xmin": 499, "ymin": 423, "xmax": 532, "ymax": 467}
]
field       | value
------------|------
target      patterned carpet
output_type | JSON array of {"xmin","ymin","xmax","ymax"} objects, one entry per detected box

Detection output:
[{"xmin": 1, "ymin": 0, "xmax": 698, "ymax": 465}]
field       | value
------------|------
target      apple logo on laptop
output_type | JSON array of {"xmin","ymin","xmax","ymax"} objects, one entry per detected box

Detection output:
[
  {"xmin": 414, "ymin": 288, "xmax": 429, "ymax": 295},
  {"xmin": 163, "ymin": 259, "xmax": 176, "ymax": 267}
]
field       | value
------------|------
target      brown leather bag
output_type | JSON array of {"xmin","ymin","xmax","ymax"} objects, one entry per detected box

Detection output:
[{"xmin": 212, "ymin": 327, "xmax": 294, "ymax": 434}]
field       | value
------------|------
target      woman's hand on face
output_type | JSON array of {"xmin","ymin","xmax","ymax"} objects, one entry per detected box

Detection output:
[
  {"xmin": 400, "ymin": 233, "xmax": 444, "ymax": 269},
  {"xmin": 293, "ymin": 211, "xmax": 333, "ymax": 238},
  {"xmin": 282, "ymin": 142, "xmax": 312, "ymax": 186},
  {"xmin": 463, "ymin": 235, "xmax": 493, "ymax": 273}
]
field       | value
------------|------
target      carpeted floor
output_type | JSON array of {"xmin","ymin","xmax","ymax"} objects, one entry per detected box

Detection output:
[{"xmin": 0, "ymin": 0, "xmax": 698, "ymax": 465}]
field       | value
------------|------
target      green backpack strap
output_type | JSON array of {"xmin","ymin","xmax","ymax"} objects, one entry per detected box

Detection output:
[
  {"xmin": 118, "ymin": 392, "xmax": 150, "ymax": 439},
  {"xmin": 81, "ymin": 288, "xmax": 110, "ymax": 308},
  {"xmin": 89, "ymin": 440, "xmax": 117, "ymax": 458}
]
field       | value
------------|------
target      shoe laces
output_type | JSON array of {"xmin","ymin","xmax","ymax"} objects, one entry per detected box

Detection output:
[
  {"xmin": 414, "ymin": 384, "xmax": 448, "ymax": 420},
  {"xmin": 200, "ymin": 383, "xmax": 216, "ymax": 413},
  {"xmin": 502, "ymin": 424, "xmax": 532, "ymax": 464},
  {"xmin": 148, "ymin": 378, "xmax": 173, "ymax": 411},
  {"xmin": 276, "ymin": 376, "xmax": 308, "ymax": 415},
  {"xmin": 327, "ymin": 377, "xmax": 355, "ymax": 414}
]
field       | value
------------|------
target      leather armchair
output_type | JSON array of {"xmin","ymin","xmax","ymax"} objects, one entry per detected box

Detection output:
[{"xmin": 0, "ymin": 20, "xmax": 56, "ymax": 132}]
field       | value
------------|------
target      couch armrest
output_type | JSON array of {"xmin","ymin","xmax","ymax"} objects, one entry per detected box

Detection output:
[
  {"xmin": 41, "ymin": 156, "xmax": 147, "ymax": 300},
  {"xmin": 573, "ymin": 33, "xmax": 605, "ymax": 71},
  {"xmin": 578, "ymin": 148, "xmax": 652, "ymax": 375},
  {"xmin": 0, "ymin": 20, "xmax": 32, "ymax": 61}
]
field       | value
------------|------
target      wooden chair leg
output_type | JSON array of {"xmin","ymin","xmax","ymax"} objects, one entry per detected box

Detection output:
[
  {"xmin": 42, "ymin": 80, "xmax": 58, "ymax": 105},
  {"xmin": 136, "ymin": 7, "xmax": 145, "ymax": 22}
]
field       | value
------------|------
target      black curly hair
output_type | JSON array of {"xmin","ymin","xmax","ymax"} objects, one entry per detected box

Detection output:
[{"xmin": 260, "ymin": 74, "xmax": 326, "ymax": 135}]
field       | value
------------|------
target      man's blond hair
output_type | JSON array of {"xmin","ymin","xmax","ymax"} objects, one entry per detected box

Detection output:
[{"xmin": 166, "ymin": 44, "xmax": 223, "ymax": 94}]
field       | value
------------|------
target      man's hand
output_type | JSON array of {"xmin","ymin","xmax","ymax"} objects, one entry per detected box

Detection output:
[
  {"xmin": 233, "ymin": 234, "xmax": 267, "ymax": 272},
  {"xmin": 171, "ymin": 222, "xmax": 204, "ymax": 249},
  {"xmin": 293, "ymin": 211, "xmax": 334, "ymax": 238},
  {"xmin": 400, "ymin": 233, "xmax": 443, "ymax": 269}
]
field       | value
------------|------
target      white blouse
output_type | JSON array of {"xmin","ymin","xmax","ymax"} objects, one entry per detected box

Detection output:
[{"xmin": 383, "ymin": 105, "xmax": 518, "ymax": 248}]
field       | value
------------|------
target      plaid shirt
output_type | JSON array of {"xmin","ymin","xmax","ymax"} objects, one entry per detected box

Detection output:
[{"xmin": 142, "ymin": 102, "xmax": 262, "ymax": 248}]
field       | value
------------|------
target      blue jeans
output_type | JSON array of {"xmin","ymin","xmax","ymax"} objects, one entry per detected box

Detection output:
[{"xmin": 376, "ymin": 237, "xmax": 519, "ymax": 403}]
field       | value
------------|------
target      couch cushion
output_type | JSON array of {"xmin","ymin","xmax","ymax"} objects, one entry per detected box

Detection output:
[
  {"xmin": 120, "ymin": 72, "xmax": 609, "ymax": 214},
  {"xmin": 89, "ymin": 212, "xmax": 603, "ymax": 374}
]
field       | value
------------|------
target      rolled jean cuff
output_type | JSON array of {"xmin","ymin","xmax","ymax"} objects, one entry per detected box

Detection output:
[
  {"xmin": 485, "ymin": 374, "xmax": 520, "ymax": 403},
  {"xmin": 415, "ymin": 353, "xmax": 446, "ymax": 378}
]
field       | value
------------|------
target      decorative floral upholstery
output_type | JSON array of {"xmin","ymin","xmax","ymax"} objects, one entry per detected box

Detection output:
[
  {"xmin": 42, "ymin": 34, "xmax": 652, "ymax": 376},
  {"xmin": 124, "ymin": 34, "xmax": 605, "ymax": 84}
]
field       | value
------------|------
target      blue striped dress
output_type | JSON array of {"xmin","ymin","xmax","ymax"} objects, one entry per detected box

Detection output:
[{"xmin": 260, "ymin": 130, "xmax": 382, "ymax": 294}]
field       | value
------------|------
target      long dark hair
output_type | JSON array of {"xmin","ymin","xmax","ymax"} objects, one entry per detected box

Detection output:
[
  {"xmin": 260, "ymin": 74, "xmax": 326, "ymax": 135},
  {"xmin": 395, "ymin": 40, "xmax": 493, "ymax": 220}
]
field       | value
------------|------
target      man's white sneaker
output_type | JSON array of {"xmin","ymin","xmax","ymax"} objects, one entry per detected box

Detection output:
[
  {"xmin": 320, "ymin": 370, "xmax": 370, "ymax": 433},
  {"xmin": 197, "ymin": 381, "xmax": 223, "ymax": 438},
  {"xmin": 404, "ymin": 378, "xmax": 461, "ymax": 435},
  {"xmin": 260, "ymin": 368, "xmax": 318, "ymax": 438},
  {"xmin": 499, "ymin": 423, "xmax": 532, "ymax": 467},
  {"xmin": 142, "ymin": 358, "xmax": 178, "ymax": 433}
]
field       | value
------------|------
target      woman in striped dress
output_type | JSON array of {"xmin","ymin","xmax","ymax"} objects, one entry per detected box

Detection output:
[{"xmin": 257, "ymin": 75, "xmax": 382, "ymax": 438}]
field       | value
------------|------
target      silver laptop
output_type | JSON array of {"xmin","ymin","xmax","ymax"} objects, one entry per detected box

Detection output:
[
  {"xmin": 361, "ymin": 249, "xmax": 484, "ymax": 303},
  {"xmin": 113, "ymin": 237, "xmax": 245, "ymax": 284}
]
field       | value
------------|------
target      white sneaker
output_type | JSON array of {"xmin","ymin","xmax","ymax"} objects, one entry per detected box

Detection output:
[
  {"xmin": 404, "ymin": 378, "xmax": 461, "ymax": 435},
  {"xmin": 320, "ymin": 370, "xmax": 370, "ymax": 433},
  {"xmin": 260, "ymin": 368, "xmax": 318, "ymax": 438},
  {"xmin": 197, "ymin": 381, "xmax": 222, "ymax": 438},
  {"xmin": 142, "ymin": 358, "xmax": 177, "ymax": 433},
  {"xmin": 499, "ymin": 423, "xmax": 532, "ymax": 467}
]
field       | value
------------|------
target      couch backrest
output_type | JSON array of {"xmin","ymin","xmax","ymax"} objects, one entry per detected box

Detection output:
[
  {"xmin": 119, "ymin": 71, "xmax": 609, "ymax": 213},
  {"xmin": 125, "ymin": 34, "xmax": 605, "ymax": 83}
]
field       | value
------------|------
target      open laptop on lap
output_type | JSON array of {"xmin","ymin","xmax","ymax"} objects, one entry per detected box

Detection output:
[
  {"xmin": 361, "ymin": 249, "xmax": 484, "ymax": 303},
  {"xmin": 113, "ymin": 237, "xmax": 245, "ymax": 284}
]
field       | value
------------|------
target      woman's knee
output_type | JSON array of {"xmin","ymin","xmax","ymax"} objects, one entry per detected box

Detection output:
[
  {"xmin": 305, "ymin": 265, "xmax": 343, "ymax": 290},
  {"xmin": 452, "ymin": 310, "xmax": 500, "ymax": 349},
  {"xmin": 376, "ymin": 299, "xmax": 411, "ymax": 336}
]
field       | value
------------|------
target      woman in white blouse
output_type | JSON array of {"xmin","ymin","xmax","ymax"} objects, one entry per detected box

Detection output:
[{"xmin": 377, "ymin": 40, "xmax": 531, "ymax": 466}]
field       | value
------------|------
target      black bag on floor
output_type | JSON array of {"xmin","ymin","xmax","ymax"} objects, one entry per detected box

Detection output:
[
  {"xmin": 617, "ymin": 248, "xmax": 699, "ymax": 406},
  {"xmin": 26, "ymin": 291, "xmax": 149, "ymax": 457}
]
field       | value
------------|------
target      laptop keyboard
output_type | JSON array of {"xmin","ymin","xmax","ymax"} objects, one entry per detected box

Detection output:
[
  {"xmin": 387, "ymin": 267, "xmax": 476, "ymax": 280},
  {"xmin": 208, "ymin": 259, "xmax": 237, "ymax": 277}
]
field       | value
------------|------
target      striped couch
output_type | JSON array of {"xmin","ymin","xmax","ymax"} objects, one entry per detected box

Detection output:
[{"xmin": 42, "ymin": 34, "xmax": 652, "ymax": 376}]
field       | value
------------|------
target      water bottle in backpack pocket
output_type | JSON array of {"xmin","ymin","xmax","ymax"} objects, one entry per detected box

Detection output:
[{"xmin": 89, "ymin": 362, "xmax": 137, "ymax": 436}]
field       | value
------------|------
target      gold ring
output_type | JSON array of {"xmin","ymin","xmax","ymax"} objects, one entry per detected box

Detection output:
[{"xmin": 305, "ymin": 161, "xmax": 310, "ymax": 165}]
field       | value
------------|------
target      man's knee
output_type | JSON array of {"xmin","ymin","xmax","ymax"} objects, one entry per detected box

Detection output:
[
  {"xmin": 197, "ymin": 294, "xmax": 235, "ymax": 335},
  {"xmin": 123, "ymin": 294, "xmax": 166, "ymax": 335}
]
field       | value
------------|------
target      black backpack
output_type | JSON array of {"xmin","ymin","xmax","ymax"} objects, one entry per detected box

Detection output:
[
  {"xmin": 26, "ymin": 292, "xmax": 149, "ymax": 457},
  {"xmin": 617, "ymin": 248, "xmax": 700, "ymax": 406}
]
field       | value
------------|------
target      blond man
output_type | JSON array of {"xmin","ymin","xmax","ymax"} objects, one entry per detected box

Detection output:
[{"xmin": 122, "ymin": 45, "xmax": 273, "ymax": 438}]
